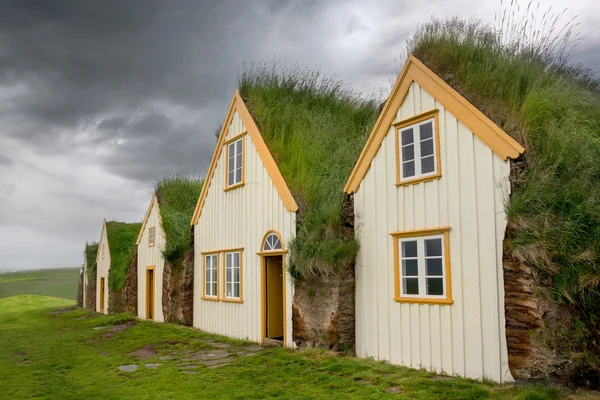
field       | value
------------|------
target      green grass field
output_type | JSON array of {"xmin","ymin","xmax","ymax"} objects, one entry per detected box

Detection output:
[
  {"xmin": 0, "ymin": 268, "xmax": 80, "ymax": 300},
  {"xmin": 0, "ymin": 294, "xmax": 592, "ymax": 400}
]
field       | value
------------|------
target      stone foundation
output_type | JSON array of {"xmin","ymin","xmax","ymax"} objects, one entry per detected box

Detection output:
[{"xmin": 162, "ymin": 250, "xmax": 194, "ymax": 326}]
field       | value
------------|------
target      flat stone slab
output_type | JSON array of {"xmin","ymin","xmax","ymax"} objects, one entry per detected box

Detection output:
[
  {"xmin": 178, "ymin": 365, "xmax": 199, "ymax": 370},
  {"xmin": 92, "ymin": 327, "xmax": 107, "ymax": 330},
  {"xmin": 242, "ymin": 345, "xmax": 263, "ymax": 352},
  {"xmin": 128, "ymin": 346, "xmax": 157, "ymax": 360},
  {"xmin": 144, "ymin": 363, "xmax": 161, "ymax": 369},
  {"xmin": 200, "ymin": 358, "xmax": 233, "ymax": 369},
  {"xmin": 118, "ymin": 364, "xmax": 139, "ymax": 372}
]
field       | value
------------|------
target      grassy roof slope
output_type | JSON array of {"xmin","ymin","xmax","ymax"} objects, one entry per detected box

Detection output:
[
  {"xmin": 408, "ymin": 17, "xmax": 600, "ymax": 374},
  {"xmin": 155, "ymin": 176, "xmax": 204, "ymax": 264},
  {"xmin": 85, "ymin": 242, "xmax": 98, "ymax": 283},
  {"xmin": 106, "ymin": 221, "xmax": 142, "ymax": 290},
  {"xmin": 239, "ymin": 64, "xmax": 379, "ymax": 279}
]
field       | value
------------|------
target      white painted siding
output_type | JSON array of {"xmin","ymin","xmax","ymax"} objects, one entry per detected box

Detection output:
[
  {"xmin": 96, "ymin": 223, "xmax": 110, "ymax": 314},
  {"xmin": 354, "ymin": 82, "xmax": 512, "ymax": 382},
  {"xmin": 193, "ymin": 110, "xmax": 296, "ymax": 346},
  {"xmin": 137, "ymin": 200, "xmax": 166, "ymax": 322},
  {"xmin": 82, "ymin": 248, "xmax": 87, "ymax": 306}
]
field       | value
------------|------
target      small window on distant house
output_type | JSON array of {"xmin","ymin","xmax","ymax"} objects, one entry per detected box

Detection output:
[
  {"xmin": 392, "ymin": 228, "xmax": 452, "ymax": 304},
  {"xmin": 395, "ymin": 111, "xmax": 440, "ymax": 185},
  {"xmin": 224, "ymin": 251, "xmax": 241, "ymax": 299},
  {"xmin": 102, "ymin": 244, "xmax": 106, "ymax": 259},
  {"xmin": 226, "ymin": 137, "xmax": 244, "ymax": 189},
  {"xmin": 148, "ymin": 227, "xmax": 156, "ymax": 247},
  {"xmin": 204, "ymin": 254, "xmax": 218, "ymax": 298}
]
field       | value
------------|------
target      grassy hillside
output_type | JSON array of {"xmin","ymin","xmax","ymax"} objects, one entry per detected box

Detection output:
[
  {"xmin": 155, "ymin": 175, "xmax": 203, "ymax": 264},
  {"xmin": 239, "ymin": 63, "xmax": 379, "ymax": 278},
  {"xmin": 106, "ymin": 221, "xmax": 142, "ymax": 290},
  {"xmin": 407, "ymin": 17, "xmax": 600, "ymax": 380},
  {"xmin": 85, "ymin": 242, "xmax": 98, "ymax": 283},
  {"xmin": 0, "ymin": 268, "xmax": 80, "ymax": 300},
  {"xmin": 0, "ymin": 294, "xmax": 574, "ymax": 400}
]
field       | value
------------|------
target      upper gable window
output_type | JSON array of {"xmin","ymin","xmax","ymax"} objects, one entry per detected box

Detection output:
[
  {"xmin": 225, "ymin": 134, "xmax": 245, "ymax": 190},
  {"xmin": 395, "ymin": 110, "xmax": 440, "ymax": 186},
  {"xmin": 148, "ymin": 227, "xmax": 156, "ymax": 247}
]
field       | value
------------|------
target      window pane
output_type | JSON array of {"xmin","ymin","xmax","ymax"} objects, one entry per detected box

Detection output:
[
  {"xmin": 227, "ymin": 282, "xmax": 232, "ymax": 297},
  {"xmin": 420, "ymin": 122, "xmax": 433, "ymax": 140},
  {"xmin": 226, "ymin": 266, "xmax": 232, "ymax": 282},
  {"xmin": 234, "ymin": 252, "xmax": 240, "ymax": 267},
  {"xmin": 402, "ymin": 161, "xmax": 415, "ymax": 178},
  {"xmin": 228, "ymin": 171, "xmax": 234, "ymax": 186},
  {"xmin": 402, "ymin": 259, "xmax": 418, "ymax": 276},
  {"xmin": 402, "ymin": 241, "xmax": 417, "ymax": 258},
  {"xmin": 420, "ymin": 138, "xmax": 434, "ymax": 157},
  {"xmin": 425, "ymin": 238, "xmax": 442, "ymax": 257},
  {"xmin": 234, "ymin": 267, "xmax": 240, "ymax": 283},
  {"xmin": 273, "ymin": 236, "xmax": 281, "ymax": 249},
  {"xmin": 235, "ymin": 167, "xmax": 242, "ymax": 183},
  {"xmin": 402, "ymin": 144, "xmax": 414, "ymax": 161},
  {"xmin": 426, "ymin": 258, "xmax": 443, "ymax": 276},
  {"xmin": 401, "ymin": 128, "xmax": 414, "ymax": 145},
  {"xmin": 211, "ymin": 282, "xmax": 217, "ymax": 296},
  {"xmin": 421, "ymin": 156, "xmax": 435, "ymax": 174},
  {"xmin": 427, "ymin": 278, "xmax": 444, "ymax": 296},
  {"xmin": 226, "ymin": 254, "xmax": 232, "ymax": 268},
  {"xmin": 234, "ymin": 283, "xmax": 240, "ymax": 298},
  {"xmin": 205, "ymin": 282, "xmax": 210, "ymax": 295},
  {"xmin": 403, "ymin": 278, "xmax": 419, "ymax": 295},
  {"xmin": 236, "ymin": 139, "xmax": 242, "ymax": 154}
]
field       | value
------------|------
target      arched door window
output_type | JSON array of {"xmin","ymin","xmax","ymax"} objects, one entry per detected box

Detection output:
[{"xmin": 262, "ymin": 231, "xmax": 283, "ymax": 252}]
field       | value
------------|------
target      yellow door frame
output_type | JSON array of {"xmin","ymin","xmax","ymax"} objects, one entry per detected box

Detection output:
[
  {"xmin": 146, "ymin": 266, "xmax": 155, "ymax": 320},
  {"xmin": 99, "ymin": 276, "xmax": 105, "ymax": 313},
  {"xmin": 259, "ymin": 251, "xmax": 287, "ymax": 345}
]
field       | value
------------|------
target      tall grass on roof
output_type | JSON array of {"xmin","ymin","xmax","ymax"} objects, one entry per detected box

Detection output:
[
  {"xmin": 155, "ymin": 174, "xmax": 203, "ymax": 264},
  {"xmin": 106, "ymin": 221, "xmax": 142, "ymax": 290},
  {"xmin": 239, "ymin": 62, "xmax": 379, "ymax": 279},
  {"xmin": 85, "ymin": 242, "xmax": 98, "ymax": 283},
  {"xmin": 407, "ymin": 11, "xmax": 600, "ymax": 376}
]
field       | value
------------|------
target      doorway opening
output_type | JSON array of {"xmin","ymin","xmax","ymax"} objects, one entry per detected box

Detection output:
[
  {"xmin": 264, "ymin": 255, "xmax": 284, "ymax": 342},
  {"xmin": 99, "ymin": 276, "xmax": 105, "ymax": 313},
  {"xmin": 146, "ymin": 267, "xmax": 155, "ymax": 320}
]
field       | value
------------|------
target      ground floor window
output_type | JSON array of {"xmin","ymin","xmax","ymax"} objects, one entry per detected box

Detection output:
[
  {"xmin": 391, "ymin": 227, "xmax": 452, "ymax": 305},
  {"xmin": 225, "ymin": 251, "xmax": 241, "ymax": 299}
]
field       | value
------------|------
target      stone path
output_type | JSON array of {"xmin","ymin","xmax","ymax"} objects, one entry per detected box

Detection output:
[{"xmin": 118, "ymin": 338, "xmax": 265, "ymax": 373}]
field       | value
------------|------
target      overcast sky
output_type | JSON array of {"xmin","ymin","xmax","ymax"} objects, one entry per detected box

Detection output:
[{"xmin": 0, "ymin": 0, "xmax": 598, "ymax": 272}]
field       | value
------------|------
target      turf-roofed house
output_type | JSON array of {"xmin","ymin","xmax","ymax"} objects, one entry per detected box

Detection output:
[
  {"xmin": 136, "ymin": 177, "xmax": 203, "ymax": 324},
  {"xmin": 96, "ymin": 219, "xmax": 141, "ymax": 315},
  {"xmin": 191, "ymin": 67, "xmax": 378, "ymax": 347}
]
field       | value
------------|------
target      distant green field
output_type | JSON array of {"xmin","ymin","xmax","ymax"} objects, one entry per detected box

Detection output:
[{"xmin": 0, "ymin": 268, "xmax": 80, "ymax": 300}]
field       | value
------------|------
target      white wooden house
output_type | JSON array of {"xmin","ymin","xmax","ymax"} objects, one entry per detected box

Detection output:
[
  {"xmin": 190, "ymin": 91, "xmax": 298, "ymax": 346},
  {"xmin": 136, "ymin": 194, "xmax": 166, "ymax": 322},
  {"xmin": 344, "ymin": 55, "xmax": 525, "ymax": 382},
  {"xmin": 96, "ymin": 219, "xmax": 110, "ymax": 314}
]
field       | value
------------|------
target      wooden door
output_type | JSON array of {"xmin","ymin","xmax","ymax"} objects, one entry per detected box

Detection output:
[
  {"xmin": 146, "ymin": 268, "xmax": 154, "ymax": 320},
  {"xmin": 99, "ymin": 277, "xmax": 105, "ymax": 313},
  {"xmin": 266, "ymin": 256, "xmax": 283, "ymax": 339}
]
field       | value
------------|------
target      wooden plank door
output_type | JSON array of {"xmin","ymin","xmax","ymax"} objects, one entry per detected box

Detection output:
[
  {"xmin": 99, "ymin": 277, "xmax": 105, "ymax": 313},
  {"xmin": 146, "ymin": 268, "xmax": 154, "ymax": 320},
  {"xmin": 266, "ymin": 256, "xmax": 283, "ymax": 339}
]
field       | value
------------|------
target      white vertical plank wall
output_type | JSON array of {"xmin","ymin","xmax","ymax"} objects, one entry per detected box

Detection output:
[
  {"xmin": 96, "ymin": 223, "xmax": 110, "ymax": 315},
  {"xmin": 137, "ymin": 200, "xmax": 166, "ymax": 322},
  {"xmin": 193, "ymin": 110, "xmax": 296, "ymax": 346},
  {"xmin": 354, "ymin": 82, "xmax": 513, "ymax": 382}
]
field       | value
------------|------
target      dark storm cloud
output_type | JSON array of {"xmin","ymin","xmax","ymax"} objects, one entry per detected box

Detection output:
[{"xmin": 0, "ymin": 154, "xmax": 11, "ymax": 165}]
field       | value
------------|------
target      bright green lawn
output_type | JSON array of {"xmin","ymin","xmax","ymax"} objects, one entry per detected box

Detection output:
[
  {"xmin": 0, "ymin": 268, "xmax": 80, "ymax": 300},
  {"xmin": 0, "ymin": 295, "xmax": 576, "ymax": 400}
]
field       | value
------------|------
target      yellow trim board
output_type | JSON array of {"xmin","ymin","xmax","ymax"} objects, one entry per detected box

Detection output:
[
  {"xmin": 190, "ymin": 91, "xmax": 298, "ymax": 225},
  {"xmin": 344, "ymin": 54, "xmax": 525, "ymax": 194}
]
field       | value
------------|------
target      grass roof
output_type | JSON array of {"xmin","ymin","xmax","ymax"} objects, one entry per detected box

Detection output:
[
  {"xmin": 408, "ymin": 16, "xmax": 600, "ymax": 374},
  {"xmin": 84, "ymin": 242, "xmax": 98, "ymax": 283},
  {"xmin": 155, "ymin": 175, "xmax": 204, "ymax": 264},
  {"xmin": 106, "ymin": 221, "xmax": 142, "ymax": 290},
  {"xmin": 238, "ymin": 63, "xmax": 379, "ymax": 279}
]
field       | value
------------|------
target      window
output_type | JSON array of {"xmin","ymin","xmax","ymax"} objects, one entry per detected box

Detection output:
[
  {"xmin": 204, "ymin": 254, "xmax": 218, "ymax": 298},
  {"xmin": 102, "ymin": 243, "xmax": 105, "ymax": 259},
  {"xmin": 148, "ymin": 227, "xmax": 156, "ymax": 247},
  {"xmin": 225, "ymin": 251, "xmax": 241, "ymax": 300},
  {"xmin": 395, "ymin": 110, "xmax": 440, "ymax": 186},
  {"xmin": 262, "ymin": 232, "xmax": 282, "ymax": 252},
  {"xmin": 225, "ymin": 136, "xmax": 244, "ymax": 189},
  {"xmin": 391, "ymin": 227, "xmax": 452, "ymax": 304}
]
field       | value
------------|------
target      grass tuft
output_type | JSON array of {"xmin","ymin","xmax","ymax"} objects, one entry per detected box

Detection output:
[
  {"xmin": 84, "ymin": 242, "xmax": 98, "ymax": 284},
  {"xmin": 154, "ymin": 174, "xmax": 203, "ymax": 264},
  {"xmin": 406, "ymin": 10, "xmax": 600, "ymax": 377},
  {"xmin": 106, "ymin": 221, "xmax": 142, "ymax": 290},
  {"xmin": 238, "ymin": 62, "xmax": 379, "ymax": 279}
]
